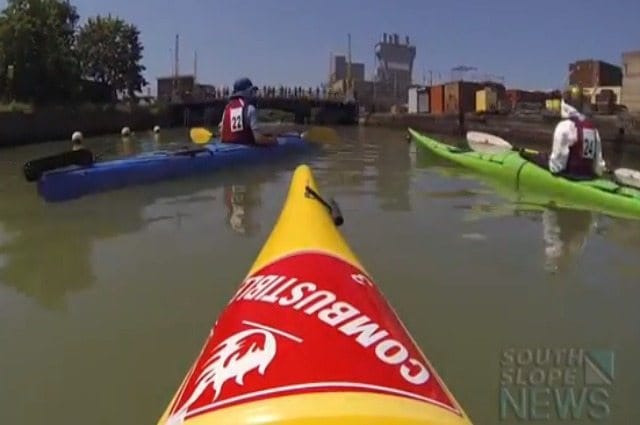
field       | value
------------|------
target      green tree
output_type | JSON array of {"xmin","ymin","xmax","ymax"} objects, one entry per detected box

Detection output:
[
  {"xmin": 0, "ymin": 0, "xmax": 80, "ymax": 103},
  {"xmin": 77, "ymin": 15, "xmax": 147, "ymax": 101}
]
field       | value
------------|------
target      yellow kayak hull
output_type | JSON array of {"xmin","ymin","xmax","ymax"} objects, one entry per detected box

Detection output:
[{"xmin": 157, "ymin": 164, "xmax": 473, "ymax": 425}]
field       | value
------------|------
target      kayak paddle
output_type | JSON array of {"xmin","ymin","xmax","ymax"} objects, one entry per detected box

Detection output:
[
  {"xmin": 189, "ymin": 126, "xmax": 340, "ymax": 145},
  {"xmin": 466, "ymin": 131, "xmax": 640, "ymax": 190},
  {"xmin": 466, "ymin": 131, "xmax": 540, "ymax": 156},
  {"xmin": 466, "ymin": 131, "xmax": 515, "ymax": 153},
  {"xmin": 23, "ymin": 149, "xmax": 95, "ymax": 182},
  {"xmin": 299, "ymin": 126, "xmax": 340, "ymax": 144},
  {"xmin": 612, "ymin": 168, "xmax": 640, "ymax": 190},
  {"xmin": 190, "ymin": 127, "xmax": 216, "ymax": 144}
]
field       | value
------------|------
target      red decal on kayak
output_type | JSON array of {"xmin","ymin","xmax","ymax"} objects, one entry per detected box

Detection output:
[{"xmin": 166, "ymin": 252, "xmax": 459, "ymax": 423}]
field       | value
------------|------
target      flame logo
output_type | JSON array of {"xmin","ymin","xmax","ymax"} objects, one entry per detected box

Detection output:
[{"xmin": 167, "ymin": 328, "xmax": 277, "ymax": 425}]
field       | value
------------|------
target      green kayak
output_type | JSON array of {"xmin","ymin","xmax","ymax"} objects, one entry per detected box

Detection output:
[{"xmin": 409, "ymin": 128, "xmax": 640, "ymax": 220}]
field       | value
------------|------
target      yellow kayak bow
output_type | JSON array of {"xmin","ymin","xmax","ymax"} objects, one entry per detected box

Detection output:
[{"xmin": 157, "ymin": 164, "xmax": 473, "ymax": 425}]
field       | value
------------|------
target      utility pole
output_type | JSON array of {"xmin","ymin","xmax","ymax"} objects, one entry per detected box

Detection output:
[
  {"xmin": 173, "ymin": 34, "xmax": 180, "ymax": 101},
  {"xmin": 194, "ymin": 50, "xmax": 198, "ymax": 82},
  {"xmin": 175, "ymin": 34, "xmax": 179, "ymax": 78},
  {"xmin": 170, "ymin": 48, "xmax": 174, "ymax": 76}
]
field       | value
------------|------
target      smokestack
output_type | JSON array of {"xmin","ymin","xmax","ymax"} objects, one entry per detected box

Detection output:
[
  {"xmin": 394, "ymin": 33, "xmax": 399, "ymax": 44},
  {"xmin": 383, "ymin": 33, "xmax": 387, "ymax": 43},
  {"xmin": 406, "ymin": 35, "xmax": 410, "ymax": 45}
]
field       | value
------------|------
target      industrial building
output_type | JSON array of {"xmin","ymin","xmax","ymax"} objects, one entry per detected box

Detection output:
[
  {"xmin": 622, "ymin": 51, "xmax": 640, "ymax": 113},
  {"xmin": 374, "ymin": 33, "xmax": 416, "ymax": 103},
  {"xmin": 157, "ymin": 75, "xmax": 196, "ymax": 102},
  {"xmin": 156, "ymin": 75, "xmax": 218, "ymax": 102},
  {"xmin": 329, "ymin": 55, "xmax": 365, "ymax": 84},
  {"xmin": 327, "ymin": 33, "xmax": 417, "ymax": 108},
  {"xmin": 568, "ymin": 59, "xmax": 623, "ymax": 108}
]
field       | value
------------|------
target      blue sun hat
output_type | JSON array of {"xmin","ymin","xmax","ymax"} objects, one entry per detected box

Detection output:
[{"xmin": 232, "ymin": 77, "xmax": 258, "ymax": 98}]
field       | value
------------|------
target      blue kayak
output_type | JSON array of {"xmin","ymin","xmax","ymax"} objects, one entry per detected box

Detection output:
[{"xmin": 37, "ymin": 135, "xmax": 314, "ymax": 202}]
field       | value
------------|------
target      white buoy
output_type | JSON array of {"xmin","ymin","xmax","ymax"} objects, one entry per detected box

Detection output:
[
  {"xmin": 71, "ymin": 131, "xmax": 83, "ymax": 142},
  {"xmin": 71, "ymin": 131, "xmax": 84, "ymax": 150},
  {"xmin": 121, "ymin": 126, "xmax": 131, "ymax": 137},
  {"xmin": 153, "ymin": 125, "xmax": 160, "ymax": 134}
]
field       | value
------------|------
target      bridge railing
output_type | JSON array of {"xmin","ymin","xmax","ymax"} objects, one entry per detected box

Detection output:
[{"xmin": 192, "ymin": 85, "xmax": 346, "ymax": 102}]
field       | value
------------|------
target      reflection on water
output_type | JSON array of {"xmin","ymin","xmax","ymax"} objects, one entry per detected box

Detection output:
[
  {"xmin": 224, "ymin": 184, "xmax": 262, "ymax": 236},
  {"xmin": 317, "ymin": 126, "xmax": 412, "ymax": 211},
  {"xmin": 373, "ymin": 130, "xmax": 411, "ymax": 211},
  {"xmin": 542, "ymin": 207, "xmax": 597, "ymax": 274},
  {"xmin": 1, "ymin": 127, "xmax": 640, "ymax": 424},
  {"xmin": 413, "ymin": 137, "xmax": 629, "ymax": 275}
]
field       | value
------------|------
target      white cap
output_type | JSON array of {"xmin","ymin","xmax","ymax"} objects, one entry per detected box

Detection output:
[
  {"xmin": 153, "ymin": 125, "xmax": 160, "ymax": 133},
  {"xmin": 121, "ymin": 126, "xmax": 131, "ymax": 136},
  {"xmin": 72, "ymin": 131, "xmax": 83, "ymax": 142}
]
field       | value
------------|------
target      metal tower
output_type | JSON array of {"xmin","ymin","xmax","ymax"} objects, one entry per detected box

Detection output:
[{"xmin": 374, "ymin": 33, "xmax": 416, "ymax": 102}]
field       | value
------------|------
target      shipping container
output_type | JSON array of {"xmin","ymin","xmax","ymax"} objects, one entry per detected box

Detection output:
[
  {"xmin": 505, "ymin": 89, "xmax": 548, "ymax": 109},
  {"xmin": 430, "ymin": 84, "xmax": 445, "ymax": 114},
  {"xmin": 444, "ymin": 83, "xmax": 457, "ymax": 113},
  {"xmin": 408, "ymin": 87, "xmax": 419, "ymax": 113},
  {"xmin": 545, "ymin": 98, "xmax": 561, "ymax": 112},
  {"xmin": 444, "ymin": 81, "xmax": 483, "ymax": 114},
  {"xmin": 408, "ymin": 86, "xmax": 429, "ymax": 113},
  {"xmin": 480, "ymin": 81, "xmax": 507, "ymax": 102},
  {"xmin": 418, "ymin": 88, "xmax": 430, "ymax": 113},
  {"xmin": 476, "ymin": 91, "xmax": 486, "ymax": 112},
  {"xmin": 475, "ymin": 87, "xmax": 498, "ymax": 113},
  {"xmin": 569, "ymin": 60, "xmax": 623, "ymax": 88}
]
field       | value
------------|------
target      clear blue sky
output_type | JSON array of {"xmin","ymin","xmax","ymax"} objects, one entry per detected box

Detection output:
[{"xmin": 4, "ymin": 0, "xmax": 640, "ymax": 92}]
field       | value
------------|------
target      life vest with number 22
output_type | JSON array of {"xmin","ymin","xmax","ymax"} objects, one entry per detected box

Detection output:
[
  {"xmin": 221, "ymin": 97, "xmax": 255, "ymax": 144},
  {"xmin": 566, "ymin": 117, "xmax": 598, "ymax": 177}
]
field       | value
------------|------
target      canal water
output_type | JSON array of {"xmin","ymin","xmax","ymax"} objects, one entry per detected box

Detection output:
[{"xmin": 0, "ymin": 126, "xmax": 638, "ymax": 424}]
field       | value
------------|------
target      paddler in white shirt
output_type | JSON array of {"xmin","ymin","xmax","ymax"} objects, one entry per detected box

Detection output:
[{"xmin": 521, "ymin": 86, "xmax": 607, "ymax": 180}]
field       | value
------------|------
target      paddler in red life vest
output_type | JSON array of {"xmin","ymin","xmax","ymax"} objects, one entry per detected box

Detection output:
[
  {"xmin": 522, "ymin": 86, "xmax": 607, "ymax": 180},
  {"xmin": 219, "ymin": 77, "xmax": 277, "ymax": 145}
]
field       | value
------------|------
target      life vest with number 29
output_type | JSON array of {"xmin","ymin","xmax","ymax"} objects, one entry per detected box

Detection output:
[
  {"xmin": 566, "ymin": 117, "xmax": 598, "ymax": 177},
  {"xmin": 221, "ymin": 97, "xmax": 255, "ymax": 144}
]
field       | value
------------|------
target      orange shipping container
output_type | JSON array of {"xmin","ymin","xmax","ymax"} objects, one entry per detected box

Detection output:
[{"xmin": 430, "ymin": 84, "xmax": 445, "ymax": 114}]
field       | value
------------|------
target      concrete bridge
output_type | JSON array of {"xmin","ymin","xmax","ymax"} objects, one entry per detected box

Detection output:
[{"xmin": 165, "ymin": 96, "xmax": 359, "ymax": 127}]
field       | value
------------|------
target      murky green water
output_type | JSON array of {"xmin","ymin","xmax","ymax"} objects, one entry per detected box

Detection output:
[{"xmin": 1, "ymin": 126, "xmax": 639, "ymax": 424}]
